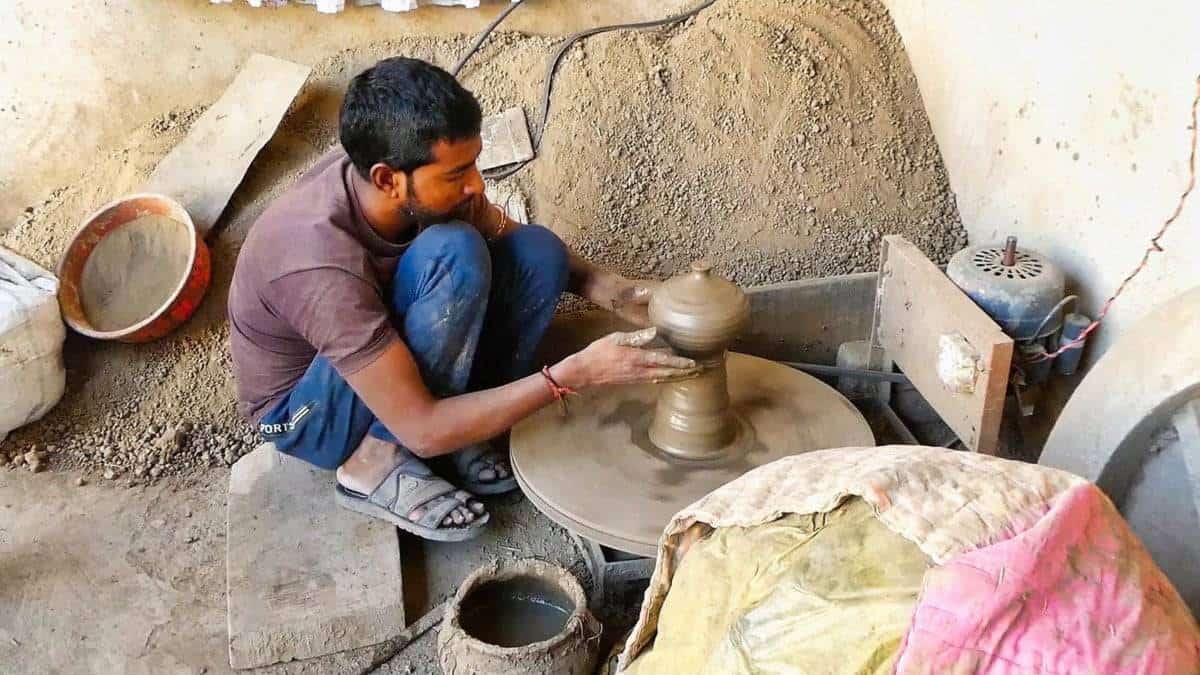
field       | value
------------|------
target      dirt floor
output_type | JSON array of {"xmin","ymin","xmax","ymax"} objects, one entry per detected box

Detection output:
[
  {"xmin": 0, "ymin": 467, "xmax": 589, "ymax": 674},
  {"xmin": 1, "ymin": 0, "xmax": 964, "ymax": 671}
]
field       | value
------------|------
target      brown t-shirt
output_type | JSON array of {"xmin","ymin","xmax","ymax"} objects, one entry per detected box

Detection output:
[
  {"xmin": 228, "ymin": 146, "xmax": 502, "ymax": 422},
  {"xmin": 229, "ymin": 148, "xmax": 403, "ymax": 417}
]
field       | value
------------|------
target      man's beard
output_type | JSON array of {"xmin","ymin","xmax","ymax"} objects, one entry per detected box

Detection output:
[{"xmin": 402, "ymin": 181, "xmax": 467, "ymax": 229}]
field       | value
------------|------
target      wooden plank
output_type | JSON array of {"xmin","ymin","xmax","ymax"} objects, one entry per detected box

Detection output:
[
  {"xmin": 871, "ymin": 236, "xmax": 1013, "ymax": 454},
  {"xmin": 226, "ymin": 444, "xmax": 405, "ymax": 669},
  {"xmin": 143, "ymin": 54, "xmax": 311, "ymax": 235}
]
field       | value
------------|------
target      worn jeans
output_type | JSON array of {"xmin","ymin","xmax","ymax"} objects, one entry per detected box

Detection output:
[{"xmin": 258, "ymin": 222, "xmax": 570, "ymax": 470}]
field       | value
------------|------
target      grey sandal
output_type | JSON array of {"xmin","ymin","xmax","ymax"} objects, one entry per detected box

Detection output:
[
  {"xmin": 450, "ymin": 444, "xmax": 518, "ymax": 496},
  {"xmin": 335, "ymin": 457, "xmax": 489, "ymax": 542}
]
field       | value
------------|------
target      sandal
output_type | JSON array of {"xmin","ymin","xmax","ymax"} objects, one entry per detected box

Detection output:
[
  {"xmin": 335, "ymin": 455, "xmax": 489, "ymax": 542},
  {"xmin": 448, "ymin": 443, "xmax": 519, "ymax": 496}
]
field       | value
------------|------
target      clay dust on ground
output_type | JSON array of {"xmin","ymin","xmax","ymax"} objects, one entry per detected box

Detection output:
[{"xmin": 0, "ymin": 0, "xmax": 963, "ymax": 482}]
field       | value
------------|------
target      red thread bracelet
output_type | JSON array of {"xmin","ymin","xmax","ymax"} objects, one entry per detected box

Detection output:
[{"xmin": 540, "ymin": 366, "xmax": 577, "ymax": 417}]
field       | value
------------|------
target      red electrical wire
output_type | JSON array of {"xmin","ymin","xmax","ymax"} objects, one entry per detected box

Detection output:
[{"xmin": 1038, "ymin": 74, "xmax": 1200, "ymax": 361}]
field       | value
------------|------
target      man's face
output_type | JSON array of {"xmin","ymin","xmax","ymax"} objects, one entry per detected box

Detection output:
[{"xmin": 400, "ymin": 136, "xmax": 485, "ymax": 223}]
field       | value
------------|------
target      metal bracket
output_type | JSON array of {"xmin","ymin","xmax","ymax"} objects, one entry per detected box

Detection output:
[{"xmin": 572, "ymin": 533, "xmax": 656, "ymax": 612}]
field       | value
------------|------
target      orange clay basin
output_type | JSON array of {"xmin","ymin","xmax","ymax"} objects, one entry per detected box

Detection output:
[{"xmin": 57, "ymin": 193, "xmax": 211, "ymax": 342}]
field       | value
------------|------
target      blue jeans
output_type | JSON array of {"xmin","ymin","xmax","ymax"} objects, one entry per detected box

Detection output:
[{"xmin": 258, "ymin": 222, "xmax": 570, "ymax": 470}]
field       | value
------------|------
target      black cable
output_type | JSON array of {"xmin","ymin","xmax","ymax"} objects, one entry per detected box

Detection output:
[
  {"xmin": 450, "ymin": 0, "xmax": 527, "ymax": 78},
  {"xmin": 452, "ymin": 0, "xmax": 720, "ymax": 180}
]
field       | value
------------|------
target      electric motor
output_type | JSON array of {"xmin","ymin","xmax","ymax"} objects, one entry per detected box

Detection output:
[{"xmin": 947, "ymin": 237, "xmax": 1067, "ymax": 342}]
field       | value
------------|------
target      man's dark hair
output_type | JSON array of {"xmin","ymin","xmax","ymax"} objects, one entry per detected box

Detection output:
[{"xmin": 339, "ymin": 57, "xmax": 482, "ymax": 178}]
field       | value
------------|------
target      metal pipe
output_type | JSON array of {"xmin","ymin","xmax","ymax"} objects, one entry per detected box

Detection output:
[
  {"xmin": 782, "ymin": 361, "xmax": 910, "ymax": 384},
  {"xmin": 880, "ymin": 402, "xmax": 921, "ymax": 445}
]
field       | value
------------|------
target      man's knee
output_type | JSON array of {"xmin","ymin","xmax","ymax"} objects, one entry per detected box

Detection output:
[
  {"xmin": 507, "ymin": 225, "xmax": 569, "ymax": 291},
  {"xmin": 406, "ymin": 221, "xmax": 492, "ymax": 292},
  {"xmin": 416, "ymin": 221, "xmax": 490, "ymax": 262}
]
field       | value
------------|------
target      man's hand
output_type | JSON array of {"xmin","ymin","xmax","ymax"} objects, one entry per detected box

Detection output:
[
  {"xmin": 586, "ymin": 275, "xmax": 660, "ymax": 328},
  {"xmin": 551, "ymin": 327, "xmax": 699, "ymax": 389},
  {"xmin": 457, "ymin": 193, "xmax": 517, "ymax": 240}
]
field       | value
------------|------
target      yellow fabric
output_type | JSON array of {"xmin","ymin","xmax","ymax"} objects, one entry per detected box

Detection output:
[{"xmin": 625, "ymin": 499, "xmax": 930, "ymax": 675}]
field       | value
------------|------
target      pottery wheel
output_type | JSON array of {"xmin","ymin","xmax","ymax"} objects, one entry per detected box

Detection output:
[{"xmin": 511, "ymin": 352, "xmax": 874, "ymax": 557}]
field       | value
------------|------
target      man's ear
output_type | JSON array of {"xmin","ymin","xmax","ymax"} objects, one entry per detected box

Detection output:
[{"xmin": 369, "ymin": 163, "xmax": 406, "ymax": 200}]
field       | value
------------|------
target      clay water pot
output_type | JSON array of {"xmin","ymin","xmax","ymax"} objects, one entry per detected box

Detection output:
[{"xmin": 438, "ymin": 559, "xmax": 601, "ymax": 675}]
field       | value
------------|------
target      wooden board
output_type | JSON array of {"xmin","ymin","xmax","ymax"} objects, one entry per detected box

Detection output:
[
  {"xmin": 477, "ymin": 107, "xmax": 534, "ymax": 171},
  {"xmin": 226, "ymin": 445, "xmax": 404, "ymax": 669},
  {"xmin": 871, "ymin": 236, "xmax": 1013, "ymax": 454},
  {"xmin": 143, "ymin": 54, "xmax": 311, "ymax": 235}
]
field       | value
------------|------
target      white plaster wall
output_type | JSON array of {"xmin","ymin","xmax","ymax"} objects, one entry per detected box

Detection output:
[{"xmin": 884, "ymin": 0, "xmax": 1200, "ymax": 361}]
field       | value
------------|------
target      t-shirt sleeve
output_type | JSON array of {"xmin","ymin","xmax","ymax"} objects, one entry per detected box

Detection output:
[{"xmin": 266, "ymin": 268, "xmax": 398, "ymax": 376}]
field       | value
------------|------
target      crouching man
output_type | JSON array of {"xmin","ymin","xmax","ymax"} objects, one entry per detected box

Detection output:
[{"xmin": 228, "ymin": 57, "xmax": 696, "ymax": 541}]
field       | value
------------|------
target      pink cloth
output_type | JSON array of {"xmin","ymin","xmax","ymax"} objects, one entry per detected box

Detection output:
[{"xmin": 896, "ymin": 483, "xmax": 1200, "ymax": 674}]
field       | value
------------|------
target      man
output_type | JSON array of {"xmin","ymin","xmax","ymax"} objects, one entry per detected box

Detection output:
[{"xmin": 228, "ymin": 57, "xmax": 697, "ymax": 541}]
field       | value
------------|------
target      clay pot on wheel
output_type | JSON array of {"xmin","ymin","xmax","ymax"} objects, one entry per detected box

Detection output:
[
  {"xmin": 438, "ymin": 559, "xmax": 601, "ymax": 675},
  {"xmin": 647, "ymin": 260, "xmax": 751, "ymax": 460},
  {"xmin": 648, "ymin": 260, "xmax": 750, "ymax": 355}
]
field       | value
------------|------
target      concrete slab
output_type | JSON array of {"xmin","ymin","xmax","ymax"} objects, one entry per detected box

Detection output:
[
  {"xmin": 0, "ymin": 470, "xmax": 232, "ymax": 674},
  {"xmin": 226, "ymin": 445, "xmax": 404, "ymax": 670},
  {"xmin": 0, "ymin": 465, "xmax": 560, "ymax": 674}
]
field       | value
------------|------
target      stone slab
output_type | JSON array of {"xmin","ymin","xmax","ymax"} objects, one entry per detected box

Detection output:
[
  {"xmin": 477, "ymin": 107, "xmax": 535, "ymax": 171},
  {"xmin": 226, "ymin": 444, "xmax": 404, "ymax": 669}
]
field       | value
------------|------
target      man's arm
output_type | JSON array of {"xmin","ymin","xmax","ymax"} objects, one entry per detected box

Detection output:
[
  {"xmin": 346, "ymin": 327, "xmax": 695, "ymax": 458},
  {"xmin": 567, "ymin": 250, "xmax": 658, "ymax": 327}
]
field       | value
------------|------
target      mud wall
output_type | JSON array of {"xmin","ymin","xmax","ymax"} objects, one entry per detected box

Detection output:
[{"xmin": 884, "ymin": 0, "xmax": 1200, "ymax": 363}]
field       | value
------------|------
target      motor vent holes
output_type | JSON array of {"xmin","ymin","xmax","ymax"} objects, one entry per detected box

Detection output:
[{"xmin": 972, "ymin": 248, "xmax": 1045, "ymax": 280}]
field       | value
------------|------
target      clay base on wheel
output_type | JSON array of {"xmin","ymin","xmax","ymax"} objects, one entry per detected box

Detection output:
[{"xmin": 511, "ymin": 353, "xmax": 874, "ymax": 557}]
